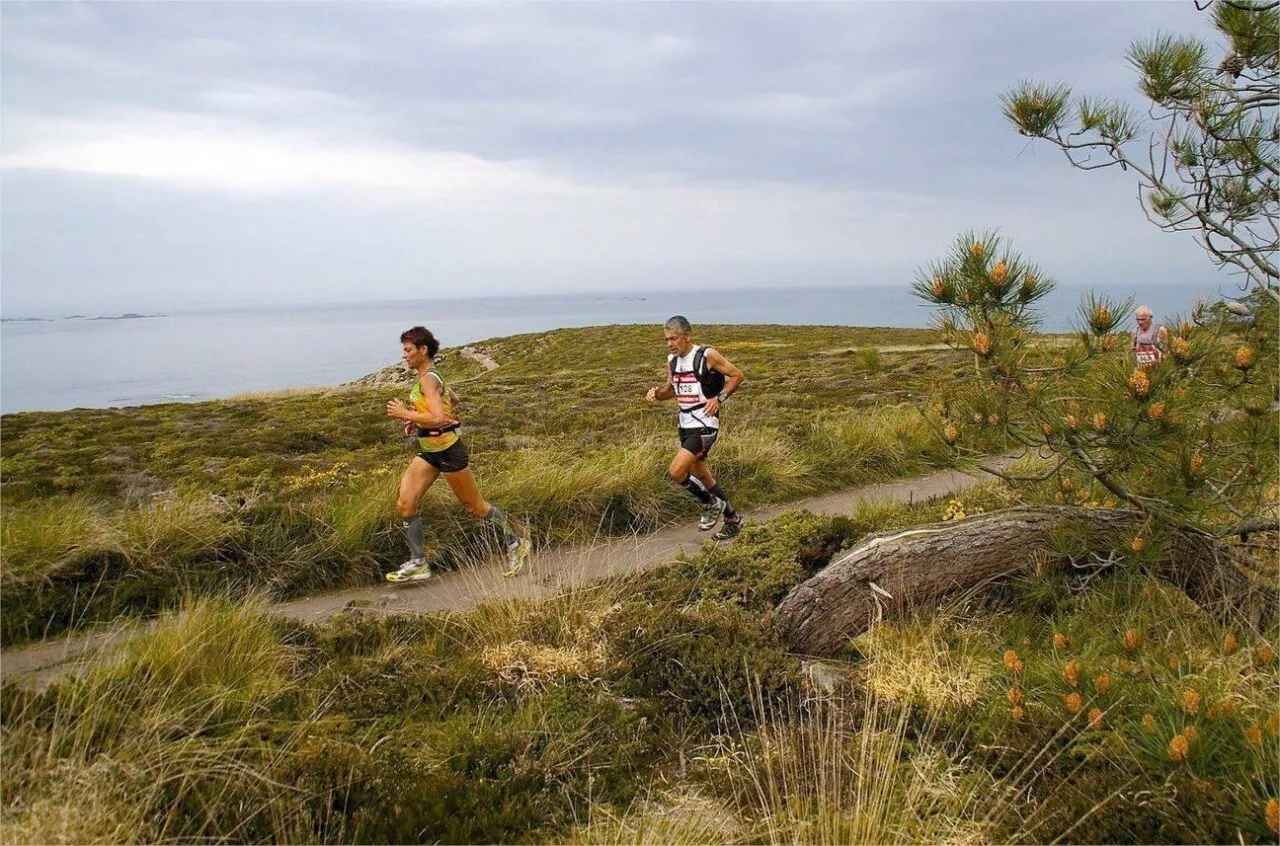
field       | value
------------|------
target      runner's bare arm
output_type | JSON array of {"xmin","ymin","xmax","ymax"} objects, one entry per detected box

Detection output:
[
  {"xmin": 646, "ymin": 371, "xmax": 676, "ymax": 402},
  {"xmin": 701, "ymin": 348, "xmax": 743, "ymax": 416},
  {"xmin": 386, "ymin": 374, "xmax": 458, "ymax": 427}
]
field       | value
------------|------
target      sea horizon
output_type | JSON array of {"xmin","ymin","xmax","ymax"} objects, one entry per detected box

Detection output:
[{"xmin": 1, "ymin": 281, "xmax": 1223, "ymax": 414}]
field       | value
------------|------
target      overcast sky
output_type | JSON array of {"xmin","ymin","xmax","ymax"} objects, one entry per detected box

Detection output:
[{"xmin": 1, "ymin": 1, "xmax": 1224, "ymax": 315}]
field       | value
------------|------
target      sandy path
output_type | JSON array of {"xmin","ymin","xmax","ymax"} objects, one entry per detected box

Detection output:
[
  {"xmin": 1, "ymin": 457, "xmax": 1016, "ymax": 688},
  {"xmin": 459, "ymin": 346, "xmax": 499, "ymax": 371}
]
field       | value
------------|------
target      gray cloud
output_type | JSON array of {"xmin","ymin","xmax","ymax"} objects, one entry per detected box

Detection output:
[{"xmin": 1, "ymin": 1, "xmax": 1224, "ymax": 313}]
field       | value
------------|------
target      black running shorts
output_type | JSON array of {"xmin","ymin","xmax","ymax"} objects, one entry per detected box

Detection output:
[
  {"xmin": 678, "ymin": 427, "xmax": 719, "ymax": 460},
  {"xmin": 418, "ymin": 438, "xmax": 470, "ymax": 473}
]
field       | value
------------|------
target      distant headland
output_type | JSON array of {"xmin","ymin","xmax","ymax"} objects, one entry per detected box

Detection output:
[{"xmin": 1, "ymin": 312, "xmax": 167, "ymax": 323}]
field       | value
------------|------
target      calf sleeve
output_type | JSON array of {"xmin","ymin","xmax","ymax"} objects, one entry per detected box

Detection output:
[
  {"xmin": 403, "ymin": 515, "xmax": 424, "ymax": 560},
  {"xmin": 683, "ymin": 476, "xmax": 714, "ymax": 505}
]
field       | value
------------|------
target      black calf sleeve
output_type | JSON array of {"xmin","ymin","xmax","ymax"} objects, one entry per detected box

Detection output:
[
  {"xmin": 683, "ymin": 476, "xmax": 714, "ymax": 505},
  {"xmin": 708, "ymin": 482, "xmax": 736, "ymax": 517}
]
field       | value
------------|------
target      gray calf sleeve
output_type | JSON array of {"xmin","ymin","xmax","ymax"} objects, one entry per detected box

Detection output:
[{"xmin": 403, "ymin": 515, "xmax": 424, "ymax": 560}]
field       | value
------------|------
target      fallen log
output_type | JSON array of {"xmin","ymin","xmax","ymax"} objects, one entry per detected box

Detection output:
[{"xmin": 774, "ymin": 505, "xmax": 1277, "ymax": 657}]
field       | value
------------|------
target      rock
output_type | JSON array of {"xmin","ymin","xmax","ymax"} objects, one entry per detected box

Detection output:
[{"xmin": 345, "ymin": 363, "xmax": 414, "ymax": 389}]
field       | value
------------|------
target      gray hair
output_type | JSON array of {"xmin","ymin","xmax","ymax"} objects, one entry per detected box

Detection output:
[
  {"xmin": 1136, "ymin": 305, "xmax": 1154, "ymax": 318},
  {"xmin": 664, "ymin": 315, "xmax": 692, "ymax": 333}
]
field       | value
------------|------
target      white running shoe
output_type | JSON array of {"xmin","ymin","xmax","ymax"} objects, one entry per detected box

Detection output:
[
  {"xmin": 698, "ymin": 498, "xmax": 726, "ymax": 531},
  {"xmin": 502, "ymin": 536, "xmax": 531, "ymax": 578},
  {"xmin": 386, "ymin": 558, "xmax": 433, "ymax": 582}
]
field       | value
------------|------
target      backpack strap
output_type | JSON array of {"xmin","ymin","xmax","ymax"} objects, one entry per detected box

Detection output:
[{"xmin": 693, "ymin": 346, "xmax": 707, "ymax": 377}]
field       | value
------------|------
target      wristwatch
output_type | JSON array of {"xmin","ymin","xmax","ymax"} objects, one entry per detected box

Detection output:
[{"xmin": 717, "ymin": 391, "xmax": 730, "ymax": 403}]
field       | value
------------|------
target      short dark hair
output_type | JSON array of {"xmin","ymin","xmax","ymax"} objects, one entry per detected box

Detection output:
[
  {"xmin": 664, "ymin": 315, "xmax": 692, "ymax": 334},
  {"xmin": 400, "ymin": 326, "xmax": 440, "ymax": 358}
]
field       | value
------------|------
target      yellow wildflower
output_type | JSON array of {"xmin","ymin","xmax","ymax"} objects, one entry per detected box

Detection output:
[
  {"xmin": 1094, "ymin": 674, "xmax": 1111, "ymax": 694},
  {"xmin": 943, "ymin": 424, "xmax": 959, "ymax": 444},
  {"xmin": 972, "ymin": 332, "xmax": 991, "ymax": 356},
  {"xmin": 1007, "ymin": 686, "xmax": 1024, "ymax": 707},
  {"xmin": 1184, "ymin": 725, "xmax": 1199, "ymax": 741},
  {"xmin": 1257, "ymin": 642, "xmax": 1276, "ymax": 665},
  {"xmin": 1054, "ymin": 632, "xmax": 1069, "ymax": 649},
  {"xmin": 1065, "ymin": 692, "xmax": 1084, "ymax": 713},
  {"xmin": 987, "ymin": 413, "xmax": 1000, "ymax": 425},
  {"xmin": 1235, "ymin": 346, "xmax": 1255, "ymax": 369},
  {"xmin": 1168, "ymin": 733, "xmax": 1190, "ymax": 761},
  {"xmin": 930, "ymin": 276, "xmax": 946, "ymax": 298},
  {"xmin": 1224, "ymin": 632, "xmax": 1238, "ymax": 655},
  {"xmin": 971, "ymin": 241, "xmax": 985, "ymax": 260},
  {"xmin": 1146, "ymin": 401, "xmax": 1166, "ymax": 421},
  {"xmin": 1003, "ymin": 650, "xmax": 1022, "ymax": 672},
  {"xmin": 1245, "ymin": 725, "xmax": 1263, "ymax": 748},
  {"xmin": 1266, "ymin": 798, "xmax": 1278, "ymax": 835},
  {"xmin": 1181, "ymin": 688, "xmax": 1202, "ymax": 716},
  {"xmin": 1041, "ymin": 422, "xmax": 1054, "ymax": 437},
  {"xmin": 1065, "ymin": 413, "xmax": 1079, "ymax": 430},
  {"xmin": 1267, "ymin": 714, "xmax": 1280, "ymax": 736},
  {"xmin": 1088, "ymin": 708, "xmax": 1104, "ymax": 730},
  {"xmin": 1011, "ymin": 705, "xmax": 1026, "ymax": 721},
  {"xmin": 1092, "ymin": 412, "xmax": 1107, "ymax": 430},
  {"xmin": 1123, "ymin": 629, "xmax": 1141, "ymax": 651},
  {"xmin": 1131, "ymin": 537, "xmax": 1147, "ymax": 553},
  {"xmin": 1189, "ymin": 453, "xmax": 1205, "ymax": 477}
]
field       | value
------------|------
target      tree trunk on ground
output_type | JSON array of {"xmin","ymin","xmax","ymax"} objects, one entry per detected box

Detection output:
[{"xmin": 774, "ymin": 506, "xmax": 1277, "ymax": 657}]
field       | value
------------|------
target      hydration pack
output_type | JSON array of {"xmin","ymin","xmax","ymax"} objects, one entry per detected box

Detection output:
[{"xmin": 669, "ymin": 346, "xmax": 726, "ymax": 400}]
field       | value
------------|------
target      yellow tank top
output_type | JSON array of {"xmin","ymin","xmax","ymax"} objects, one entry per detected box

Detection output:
[{"xmin": 409, "ymin": 368, "xmax": 459, "ymax": 453}]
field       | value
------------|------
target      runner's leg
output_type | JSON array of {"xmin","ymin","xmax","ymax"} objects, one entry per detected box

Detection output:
[
  {"xmin": 669, "ymin": 449, "xmax": 713, "ymax": 504},
  {"xmin": 398, "ymin": 457, "xmax": 440, "ymax": 559},
  {"xmin": 443, "ymin": 468, "xmax": 518, "ymax": 542},
  {"xmin": 693, "ymin": 460, "xmax": 737, "ymax": 518}
]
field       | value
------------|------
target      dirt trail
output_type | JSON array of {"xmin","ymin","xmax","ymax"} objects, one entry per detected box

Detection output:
[
  {"xmin": 1, "ymin": 457, "xmax": 1016, "ymax": 688},
  {"xmin": 459, "ymin": 346, "xmax": 499, "ymax": 371}
]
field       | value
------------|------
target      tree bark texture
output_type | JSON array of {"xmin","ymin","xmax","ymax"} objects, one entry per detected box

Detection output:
[{"xmin": 774, "ymin": 506, "xmax": 1277, "ymax": 657}]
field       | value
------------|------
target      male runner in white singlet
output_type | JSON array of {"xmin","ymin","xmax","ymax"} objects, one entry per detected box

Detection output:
[{"xmin": 645, "ymin": 315, "xmax": 746, "ymax": 539}]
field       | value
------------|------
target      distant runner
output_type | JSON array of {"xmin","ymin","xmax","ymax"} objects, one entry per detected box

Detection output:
[
  {"xmin": 385, "ymin": 326, "xmax": 530, "ymax": 581},
  {"xmin": 1132, "ymin": 305, "xmax": 1168, "ymax": 368},
  {"xmin": 645, "ymin": 315, "xmax": 746, "ymax": 540}
]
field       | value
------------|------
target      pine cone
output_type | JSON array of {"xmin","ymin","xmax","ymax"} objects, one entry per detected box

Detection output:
[{"xmin": 1217, "ymin": 53, "xmax": 1245, "ymax": 80}]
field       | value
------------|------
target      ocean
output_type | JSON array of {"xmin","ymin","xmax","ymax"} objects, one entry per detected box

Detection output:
[{"xmin": 1, "ymin": 282, "xmax": 1215, "ymax": 414}]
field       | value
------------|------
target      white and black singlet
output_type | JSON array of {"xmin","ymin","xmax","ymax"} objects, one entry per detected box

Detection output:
[{"xmin": 669, "ymin": 345, "xmax": 720, "ymax": 431}]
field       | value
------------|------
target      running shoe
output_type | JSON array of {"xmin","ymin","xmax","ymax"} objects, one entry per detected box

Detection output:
[
  {"xmin": 386, "ymin": 558, "xmax": 433, "ymax": 582},
  {"xmin": 712, "ymin": 516, "xmax": 744, "ymax": 541},
  {"xmin": 698, "ymin": 498, "xmax": 726, "ymax": 531},
  {"xmin": 502, "ymin": 536, "xmax": 531, "ymax": 578}
]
